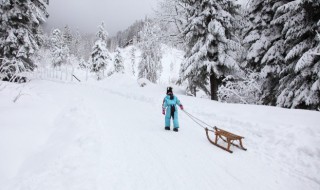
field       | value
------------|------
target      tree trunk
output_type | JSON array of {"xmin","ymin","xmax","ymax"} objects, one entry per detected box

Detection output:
[
  {"xmin": 190, "ymin": 85, "xmax": 196, "ymax": 97},
  {"xmin": 192, "ymin": 86, "xmax": 197, "ymax": 97},
  {"xmin": 210, "ymin": 72, "xmax": 219, "ymax": 101}
]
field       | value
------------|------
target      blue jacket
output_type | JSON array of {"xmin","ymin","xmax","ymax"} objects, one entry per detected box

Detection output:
[{"xmin": 162, "ymin": 95, "xmax": 182, "ymax": 110}]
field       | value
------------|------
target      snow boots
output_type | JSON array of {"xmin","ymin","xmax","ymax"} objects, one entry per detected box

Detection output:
[{"xmin": 165, "ymin": 127, "xmax": 178, "ymax": 132}]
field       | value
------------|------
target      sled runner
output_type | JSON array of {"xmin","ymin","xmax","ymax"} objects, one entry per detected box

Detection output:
[{"xmin": 205, "ymin": 127, "xmax": 247, "ymax": 153}]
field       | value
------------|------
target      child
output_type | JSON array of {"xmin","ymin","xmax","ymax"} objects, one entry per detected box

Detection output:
[{"xmin": 162, "ymin": 87, "xmax": 184, "ymax": 132}]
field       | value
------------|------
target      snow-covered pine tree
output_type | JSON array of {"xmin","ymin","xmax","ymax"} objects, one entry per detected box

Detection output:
[
  {"xmin": 273, "ymin": 0, "xmax": 320, "ymax": 110},
  {"xmin": 243, "ymin": 0, "xmax": 285, "ymax": 105},
  {"xmin": 80, "ymin": 34, "xmax": 94, "ymax": 60},
  {"xmin": 79, "ymin": 58, "xmax": 87, "ymax": 69},
  {"xmin": 50, "ymin": 29, "xmax": 69, "ymax": 67},
  {"xmin": 90, "ymin": 22, "xmax": 111, "ymax": 80},
  {"xmin": 179, "ymin": 0, "xmax": 242, "ymax": 100},
  {"xmin": 138, "ymin": 22, "xmax": 163, "ymax": 83},
  {"xmin": 130, "ymin": 47, "xmax": 136, "ymax": 76},
  {"xmin": 114, "ymin": 48, "xmax": 124, "ymax": 73},
  {"xmin": 63, "ymin": 25, "xmax": 73, "ymax": 52},
  {"xmin": 110, "ymin": 20, "xmax": 145, "ymax": 48},
  {"xmin": 72, "ymin": 29, "xmax": 81, "ymax": 57},
  {"xmin": 0, "ymin": 0, "xmax": 49, "ymax": 81},
  {"xmin": 242, "ymin": 0, "xmax": 282, "ymax": 71}
]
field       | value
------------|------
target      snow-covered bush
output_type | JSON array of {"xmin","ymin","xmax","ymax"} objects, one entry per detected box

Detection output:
[
  {"xmin": 218, "ymin": 71, "xmax": 262, "ymax": 104},
  {"xmin": 137, "ymin": 78, "xmax": 151, "ymax": 87},
  {"xmin": 79, "ymin": 58, "xmax": 89, "ymax": 69}
]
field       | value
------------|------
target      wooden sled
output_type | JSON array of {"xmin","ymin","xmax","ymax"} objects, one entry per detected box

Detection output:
[{"xmin": 205, "ymin": 127, "xmax": 247, "ymax": 153}]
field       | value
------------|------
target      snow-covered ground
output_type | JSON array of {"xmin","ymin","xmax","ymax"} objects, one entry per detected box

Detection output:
[{"xmin": 1, "ymin": 73, "xmax": 319, "ymax": 190}]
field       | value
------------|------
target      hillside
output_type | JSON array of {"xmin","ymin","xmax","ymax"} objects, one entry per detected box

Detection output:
[{"xmin": 0, "ymin": 74, "xmax": 319, "ymax": 190}]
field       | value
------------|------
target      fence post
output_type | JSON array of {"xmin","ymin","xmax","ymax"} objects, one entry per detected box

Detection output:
[
  {"xmin": 86, "ymin": 67, "xmax": 88, "ymax": 81},
  {"xmin": 60, "ymin": 67, "xmax": 63, "ymax": 80},
  {"xmin": 71, "ymin": 67, "xmax": 74, "ymax": 82}
]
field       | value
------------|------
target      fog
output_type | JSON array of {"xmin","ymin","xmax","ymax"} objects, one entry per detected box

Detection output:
[{"xmin": 45, "ymin": 0, "xmax": 158, "ymax": 36}]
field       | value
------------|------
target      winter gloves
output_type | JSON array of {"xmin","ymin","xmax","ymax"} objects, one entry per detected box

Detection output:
[{"xmin": 180, "ymin": 105, "xmax": 184, "ymax": 110}]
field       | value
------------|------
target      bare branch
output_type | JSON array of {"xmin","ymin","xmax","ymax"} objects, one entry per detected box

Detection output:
[{"xmin": 13, "ymin": 90, "xmax": 25, "ymax": 103}]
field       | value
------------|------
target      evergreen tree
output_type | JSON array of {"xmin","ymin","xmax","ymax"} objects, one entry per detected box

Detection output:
[
  {"xmin": 63, "ymin": 25, "xmax": 73, "ymax": 52},
  {"xmin": 138, "ymin": 22, "xmax": 163, "ymax": 83},
  {"xmin": 50, "ymin": 29, "xmax": 69, "ymax": 67},
  {"xmin": 242, "ymin": 0, "xmax": 283, "ymax": 71},
  {"xmin": 81, "ymin": 34, "xmax": 95, "ymax": 60},
  {"xmin": 243, "ymin": 0, "xmax": 285, "ymax": 105},
  {"xmin": 0, "ymin": 0, "xmax": 49, "ymax": 81},
  {"xmin": 179, "ymin": 0, "xmax": 242, "ymax": 100},
  {"xmin": 72, "ymin": 29, "xmax": 82, "ymax": 57},
  {"xmin": 114, "ymin": 48, "xmax": 124, "ymax": 73},
  {"xmin": 273, "ymin": 0, "xmax": 320, "ymax": 109},
  {"xmin": 79, "ymin": 58, "xmax": 88, "ymax": 69},
  {"xmin": 110, "ymin": 20, "xmax": 145, "ymax": 48},
  {"xmin": 90, "ymin": 22, "xmax": 111, "ymax": 80},
  {"xmin": 130, "ymin": 47, "xmax": 136, "ymax": 76}
]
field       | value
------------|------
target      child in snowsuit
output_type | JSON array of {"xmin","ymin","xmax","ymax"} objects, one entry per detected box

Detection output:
[{"xmin": 162, "ymin": 87, "xmax": 184, "ymax": 132}]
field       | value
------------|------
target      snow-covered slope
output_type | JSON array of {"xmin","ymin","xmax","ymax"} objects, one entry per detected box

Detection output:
[{"xmin": 0, "ymin": 75, "xmax": 319, "ymax": 190}]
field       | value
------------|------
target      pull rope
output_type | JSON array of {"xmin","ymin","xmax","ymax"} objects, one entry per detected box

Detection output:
[{"xmin": 182, "ymin": 110, "xmax": 215, "ymax": 129}]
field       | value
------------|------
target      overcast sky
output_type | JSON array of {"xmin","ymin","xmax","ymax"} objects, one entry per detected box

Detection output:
[
  {"xmin": 45, "ymin": 0, "xmax": 158, "ymax": 36},
  {"xmin": 45, "ymin": 0, "xmax": 248, "ymax": 36}
]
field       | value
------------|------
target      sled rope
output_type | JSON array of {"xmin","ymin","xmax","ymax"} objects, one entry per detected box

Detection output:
[{"xmin": 182, "ymin": 110, "xmax": 215, "ymax": 129}]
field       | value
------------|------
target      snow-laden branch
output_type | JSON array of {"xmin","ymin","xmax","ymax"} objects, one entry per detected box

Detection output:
[
  {"xmin": 314, "ymin": 31, "xmax": 320, "ymax": 56},
  {"xmin": 222, "ymin": 88, "xmax": 249, "ymax": 104},
  {"xmin": 308, "ymin": 52, "xmax": 320, "ymax": 56},
  {"xmin": 306, "ymin": 32, "xmax": 320, "ymax": 55}
]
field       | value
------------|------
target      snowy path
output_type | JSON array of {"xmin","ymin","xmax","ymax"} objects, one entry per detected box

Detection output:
[{"xmin": 1, "ymin": 76, "xmax": 320, "ymax": 190}]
